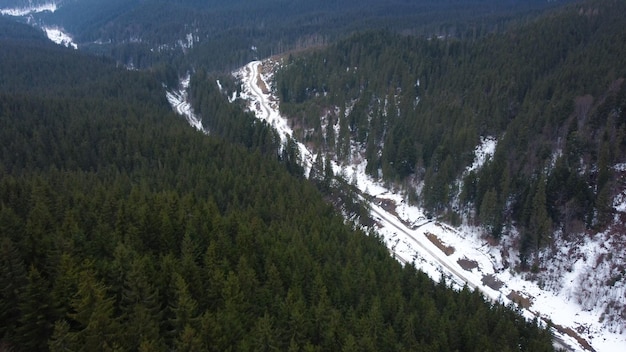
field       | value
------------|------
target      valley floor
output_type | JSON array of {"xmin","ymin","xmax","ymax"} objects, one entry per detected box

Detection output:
[{"xmin": 170, "ymin": 59, "xmax": 626, "ymax": 352}]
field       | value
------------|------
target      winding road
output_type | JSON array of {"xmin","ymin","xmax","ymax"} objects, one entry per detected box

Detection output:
[
  {"xmin": 166, "ymin": 77, "xmax": 205, "ymax": 133},
  {"xmin": 239, "ymin": 59, "xmax": 591, "ymax": 352},
  {"xmin": 368, "ymin": 201, "xmax": 479, "ymax": 289},
  {"xmin": 246, "ymin": 63, "xmax": 272, "ymax": 120}
]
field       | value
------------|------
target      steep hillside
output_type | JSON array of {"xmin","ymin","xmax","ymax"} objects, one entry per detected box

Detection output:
[
  {"xmin": 0, "ymin": 19, "xmax": 555, "ymax": 352},
  {"xmin": 269, "ymin": 0, "xmax": 626, "ymax": 337}
]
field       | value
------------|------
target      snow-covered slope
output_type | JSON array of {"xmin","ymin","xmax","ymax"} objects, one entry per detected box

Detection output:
[
  {"xmin": 234, "ymin": 61, "xmax": 317, "ymax": 176},
  {"xmin": 232, "ymin": 58, "xmax": 626, "ymax": 352},
  {"xmin": 1, "ymin": 1, "xmax": 79, "ymax": 49},
  {"xmin": 166, "ymin": 75, "xmax": 207, "ymax": 134},
  {"xmin": 42, "ymin": 26, "xmax": 76, "ymax": 49},
  {"xmin": 0, "ymin": 1, "xmax": 57, "ymax": 16}
]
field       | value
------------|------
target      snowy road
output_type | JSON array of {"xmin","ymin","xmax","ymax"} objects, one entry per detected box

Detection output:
[
  {"xmin": 245, "ymin": 64, "xmax": 272, "ymax": 121},
  {"xmin": 365, "ymin": 195, "xmax": 580, "ymax": 351},
  {"xmin": 234, "ymin": 59, "xmax": 625, "ymax": 352},
  {"xmin": 236, "ymin": 61, "xmax": 316, "ymax": 173},
  {"xmin": 369, "ymin": 202, "xmax": 478, "ymax": 289},
  {"xmin": 166, "ymin": 75, "xmax": 206, "ymax": 133}
]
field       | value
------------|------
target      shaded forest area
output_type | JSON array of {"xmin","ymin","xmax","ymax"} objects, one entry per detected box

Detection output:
[
  {"xmin": 9, "ymin": 0, "xmax": 573, "ymax": 72},
  {"xmin": 0, "ymin": 18, "xmax": 555, "ymax": 351}
]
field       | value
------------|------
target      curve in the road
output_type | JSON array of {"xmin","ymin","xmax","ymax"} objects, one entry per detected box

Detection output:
[{"xmin": 240, "ymin": 59, "xmax": 584, "ymax": 352}]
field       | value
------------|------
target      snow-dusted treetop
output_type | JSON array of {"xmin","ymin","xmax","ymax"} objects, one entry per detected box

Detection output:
[{"xmin": 0, "ymin": 1, "xmax": 57, "ymax": 16}]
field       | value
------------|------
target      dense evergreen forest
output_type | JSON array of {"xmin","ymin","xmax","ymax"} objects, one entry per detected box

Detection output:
[
  {"xmin": 3, "ymin": 0, "xmax": 574, "ymax": 72},
  {"xmin": 272, "ymin": 0, "xmax": 626, "ymax": 263},
  {"xmin": 0, "ymin": 18, "xmax": 555, "ymax": 351}
]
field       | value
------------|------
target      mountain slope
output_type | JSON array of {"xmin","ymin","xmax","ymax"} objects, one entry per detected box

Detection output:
[
  {"xmin": 0, "ymin": 18, "xmax": 555, "ymax": 351},
  {"xmin": 272, "ymin": 0, "xmax": 626, "ymax": 245},
  {"xmin": 1, "ymin": 0, "xmax": 576, "ymax": 71},
  {"xmin": 230, "ymin": 49, "xmax": 626, "ymax": 352},
  {"xmin": 257, "ymin": 0, "xmax": 626, "ymax": 344}
]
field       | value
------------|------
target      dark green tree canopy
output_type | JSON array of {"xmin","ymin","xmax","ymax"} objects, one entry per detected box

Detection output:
[{"xmin": 0, "ymin": 17, "xmax": 554, "ymax": 352}]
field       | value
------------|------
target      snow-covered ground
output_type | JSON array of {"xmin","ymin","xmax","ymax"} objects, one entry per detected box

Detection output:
[
  {"xmin": 42, "ymin": 26, "xmax": 77, "ymax": 49},
  {"xmin": 0, "ymin": 1, "xmax": 57, "ymax": 16},
  {"xmin": 234, "ymin": 61, "xmax": 317, "ymax": 176},
  {"xmin": 165, "ymin": 75, "xmax": 207, "ymax": 134},
  {"xmin": 1, "ymin": 1, "xmax": 79, "ymax": 49},
  {"xmin": 468, "ymin": 136, "xmax": 497, "ymax": 172},
  {"xmin": 231, "ymin": 58, "xmax": 626, "ymax": 352}
]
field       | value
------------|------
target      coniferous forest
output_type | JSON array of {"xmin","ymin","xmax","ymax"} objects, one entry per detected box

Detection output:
[
  {"xmin": 272, "ymin": 0, "xmax": 626, "ymax": 263},
  {"xmin": 3, "ymin": 0, "xmax": 571, "ymax": 72},
  {"xmin": 0, "ymin": 13, "xmax": 559, "ymax": 352}
]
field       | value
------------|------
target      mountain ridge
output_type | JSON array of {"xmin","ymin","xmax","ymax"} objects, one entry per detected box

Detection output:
[
  {"xmin": 0, "ymin": 18, "xmax": 558, "ymax": 351},
  {"xmin": 2, "ymin": 0, "xmax": 625, "ymax": 350},
  {"xmin": 1, "ymin": 0, "xmax": 577, "ymax": 71},
  {"xmin": 223, "ymin": 0, "xmax": 626, "ymax": 346}
]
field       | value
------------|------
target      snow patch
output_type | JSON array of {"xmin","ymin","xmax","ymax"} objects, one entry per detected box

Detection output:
[
  {"xmin": 233, "ymin": 59, "xmax": 626, "ymax": 352},
  {"xmin": 43, "ymin": 26, "xmax": 77, "ymax": 49},
  {"xmin": 0, "ymin": 1, "xmax": 57, "ymax": 16},
  {"xmin": 615, "ymin": 192, "xmax": 626, "ymax": 213},
  {"xmin": 165, "ymin": 75, "xmax": 207, "ymax": 134},
  {"xmin": 0, "ymin": 2, "xmax": 73, "ymax": 49},
  {"xmin": 177, "ymin": 32, "xmax": 196, "ymax": 52},
  {"xmin": 233, "ymin": 60, "xmax": 316, "ymax": 176},
  {"xmin": 614, "ymin": 163, "xmax": 626, "ymax": 172},
  {"xmin": 468, "ymin": 136, "xmax": 497, "ymax": 172}
]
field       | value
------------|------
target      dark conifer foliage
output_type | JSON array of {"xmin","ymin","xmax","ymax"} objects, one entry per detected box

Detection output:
[
  {"xmin": 2, "ymin": 0, "xmax": 574, "ymax": 72},
  {"xmin": 0, "ymin": 19, "xmax": 554, "ymax": 352},
  {"xmin": 187, "ymin": 72, "xmax": 282, "ymax": 155},
  {"xmin": 273, "ymin": 0, "xmax": 626, "ymax": 251}
]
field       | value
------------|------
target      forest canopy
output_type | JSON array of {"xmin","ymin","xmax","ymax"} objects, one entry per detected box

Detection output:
[
  {"xmin": 271, "ymin": 0, "xmax": 626, "ymax": 261},
  {"xmin": 0, "ymin": 17, "xmax": 555, "ymax": 351}
]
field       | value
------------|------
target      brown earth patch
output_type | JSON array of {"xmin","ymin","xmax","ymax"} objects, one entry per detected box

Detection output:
[
  {"xmin": 425, "ymin": 232, "xmax": 455, "ymax": 256},
  {"xmin": 256, "ymin": 75, "xmax": 270, "ymax": 94},
  {"xmin": 507, "ymin": 291, "xmax": 533, "ymax": 309},
  {"xmin": 377, "ymin": 198, "xmax": 397, "ymax": 215},
  {"xmin": 457, "ymin": 258, "xmax": 479, "ymax": 271},
  {"xmin": 481, "ymin": 274, "xmax": 504, "ymax": 291},
  {"xmin": 505, "ymin": 290, "xmax": 595, "ymax": 351},
  {"xmin": 484, "ymin": 235, "xmax": 500, "ymax": 246},
  {"xmin": 373, "ymin": 197, "xmax": 421, "ymax": 229},
  {"xmin": 552, "ymin": 323, "xmax": 596, "ymax": 352}
]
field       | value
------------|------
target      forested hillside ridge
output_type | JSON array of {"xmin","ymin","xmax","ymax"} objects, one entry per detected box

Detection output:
[
  {"xmin": 0, "ymin": 18, "xmax": 558, "ymax": 352},
  {"xmin": 249, "ymin": 0, "xmax": 626, "ymax": 337},
  {"xmin": 1, "ymin": 0, "xmax": 576, "ymax": 71},
  {"xmin": 229, "ymin": 56, "xmax": 617, "ymax": 352},
  {"xmin": 271, "ymin": 0, "xmax": 626, "ymax": 254}
]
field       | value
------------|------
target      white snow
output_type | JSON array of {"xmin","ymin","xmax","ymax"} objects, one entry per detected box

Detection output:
[
  {"xmin": 0, "ymin": 1, "xmax": 57, "ymax": 16},
  {"xmin": 0, "ymin": 1, "xmax": 76, "ymax": 49},
  {"xmin": 235, "ymin": 61, "xmax": 290, "ymax": 144},
  {"xmin": 234, "ymin": 60, "xmax": 316, "ymax": 176},
  {"xmin": 468, "ymin": 136, "xmax": 497, "ymax": 172},
  {"xmin": 177, "ymin": 32, "xmax": 196, "ymax": 52},
  {"xmin": 43, "ymin": 26, "xmax": 77, "ymax": 49},
  {"xmin": 615, "ymin": 189, "xmax": 626, "ymax": 213},
  {"xmin": 186, "ymin": 33, "xmax": 194, "ymax": 48},
  {"xmin": 165, "ymin": 75, "xmax": 207, "ymax": 134},
  {"xmin": 614, "ymin": 163, "xmax": 626, "ymax": 172},
  {"xmin": 334, "ymin": 158, "xmax": 626, "ymax": 352},
  {"xmin": 232, "ymin": 58, "xmax": 626, "ymax": 352}
]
